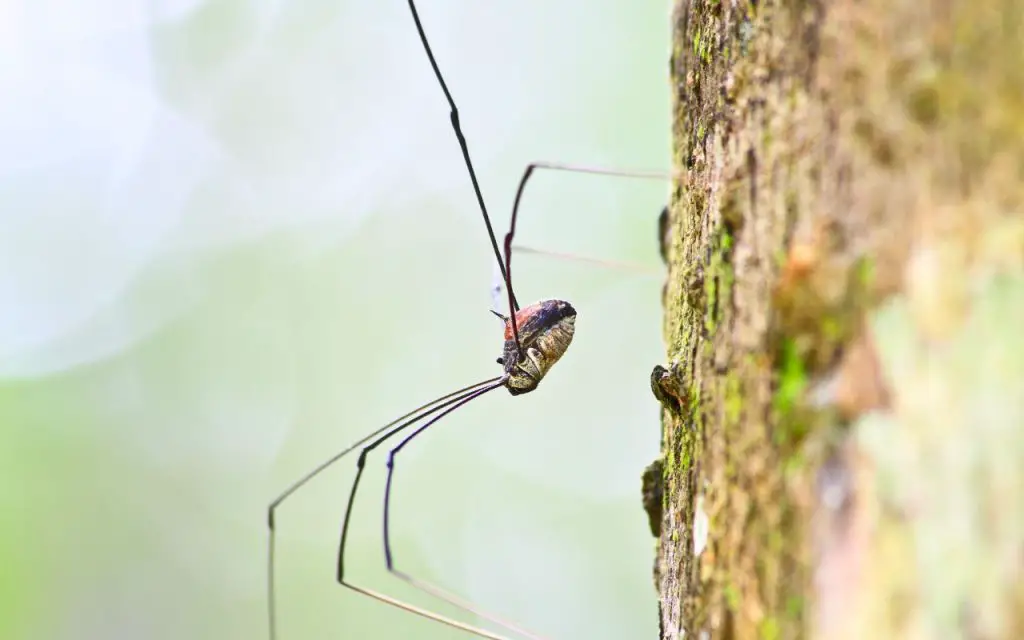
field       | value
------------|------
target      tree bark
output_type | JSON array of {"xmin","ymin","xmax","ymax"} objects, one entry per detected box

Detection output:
[{"xmin": 650, "ymin": 0, "xmax": 1024, "ymax": 638}]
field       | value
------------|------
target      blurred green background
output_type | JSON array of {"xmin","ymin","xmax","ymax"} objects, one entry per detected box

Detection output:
[{"xmin": 0, "ymin": 1, "xmax": 669, "ymax": 638}]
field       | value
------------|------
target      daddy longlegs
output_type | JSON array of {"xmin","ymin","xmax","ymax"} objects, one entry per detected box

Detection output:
[{"xmin": 266, "ymin": 2, "xmax": 672, "ymax": 639}]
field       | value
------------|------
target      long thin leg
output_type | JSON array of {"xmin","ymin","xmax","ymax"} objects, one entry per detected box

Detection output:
[
  {"xmin": 267, "ymin": 375, "xmax": 503, "ymax": 640},
  {"xmin": 381, "ymin": 395, "xmax": 550, "ymax": 640},
  {"xmin": 502, "ymin": 161, "xmax": 671, "ymax": 272},
  {"xmin": 405, "ymin": 0, "xmax": 520, "ymax": 323},
  {"xmin": 498, "ymin": 161, "xmax": 672, "ymax": 315},
  {"xmin": 512, "ymin": 244, "xmax": 662, "ymax": 276},
  {"xmin": 336, "ymin": 378, "xmax": 515, "ymax": 639}
]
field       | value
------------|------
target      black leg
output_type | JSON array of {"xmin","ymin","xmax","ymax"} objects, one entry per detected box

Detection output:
[
  {"xmin": 502, "ymin": 161, "xmax": 672, "ymax": 344},
  {"xmin": 405, "ymin": 0, "xmax": 519, "ymax": 319},
  {"xmin": 333, "ymin": 377, "xmax": 516, "ymax": 639},
  {"xmin": 267, "ymin": 376, "xmax": 503, "ymax": 640},
  {"xmin": 381, "ymin": 385, "xmax": 549, "ymax": 640},
  {"xmin": 505, "ymin": 162, "xmax": 671, "ymax": 260}
]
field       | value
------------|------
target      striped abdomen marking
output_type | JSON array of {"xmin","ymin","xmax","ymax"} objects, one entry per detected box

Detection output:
[{"xmin": 500, "ymin": 299, "xmax": 576, "ymax": 395}]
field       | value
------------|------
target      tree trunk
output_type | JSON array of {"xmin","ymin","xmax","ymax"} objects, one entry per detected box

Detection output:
[{"xmin": 649, "ymin": 0, "xmax": 1024, "ymax": 638}]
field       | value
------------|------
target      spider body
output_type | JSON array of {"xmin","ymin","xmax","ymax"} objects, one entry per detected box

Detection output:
[{"xmin": 500, "ymin": 299, "xmax": 576, "ymax": 395}]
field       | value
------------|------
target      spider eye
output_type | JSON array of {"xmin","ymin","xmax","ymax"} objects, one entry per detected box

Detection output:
[{"xmin": 496, "ymin": 357, "xmax": 504, "ymax": 365}]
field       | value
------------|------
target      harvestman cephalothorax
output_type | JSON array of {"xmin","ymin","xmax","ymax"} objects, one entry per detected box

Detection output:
[{"xmin": 266, "ymin": 2, "xmax": 672, "ymax": 639}]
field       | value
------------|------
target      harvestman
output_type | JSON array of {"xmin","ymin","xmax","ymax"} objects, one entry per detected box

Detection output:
[{"xmin": 266, "ymin": 2, "xmax": 671, "ymax": 639}]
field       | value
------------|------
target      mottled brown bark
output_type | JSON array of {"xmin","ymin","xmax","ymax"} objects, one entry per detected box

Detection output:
[{"xmin": 651, "ymin": 0, "xmax": 1024, "ymax": 638}]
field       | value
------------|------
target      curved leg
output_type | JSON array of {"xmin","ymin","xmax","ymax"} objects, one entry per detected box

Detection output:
[
  {"xmin": 335, "ymin": 378, "xmax": 514, "ymax": 639},
  {"xmin": 382, "ymin": 391, "xmax": 550, "ymax": 640},
  {"xmin": 266, "ymin": 376, "xmax": 504, "ymax": 640},
  {"xmin": 502, "ymin": 162, "xmax": 673, "ymax": 279}
]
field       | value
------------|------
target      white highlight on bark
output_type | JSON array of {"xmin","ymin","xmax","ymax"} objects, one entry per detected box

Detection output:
[{"xmin": 693, "ymin": 496, "xmax": 709, "ymax": 557}]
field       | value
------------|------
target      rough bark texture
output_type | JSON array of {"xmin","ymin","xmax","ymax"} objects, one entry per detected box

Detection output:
[{"xmin": 650, "ymin": 0, "xmax": 1024, "ymax": 638}]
